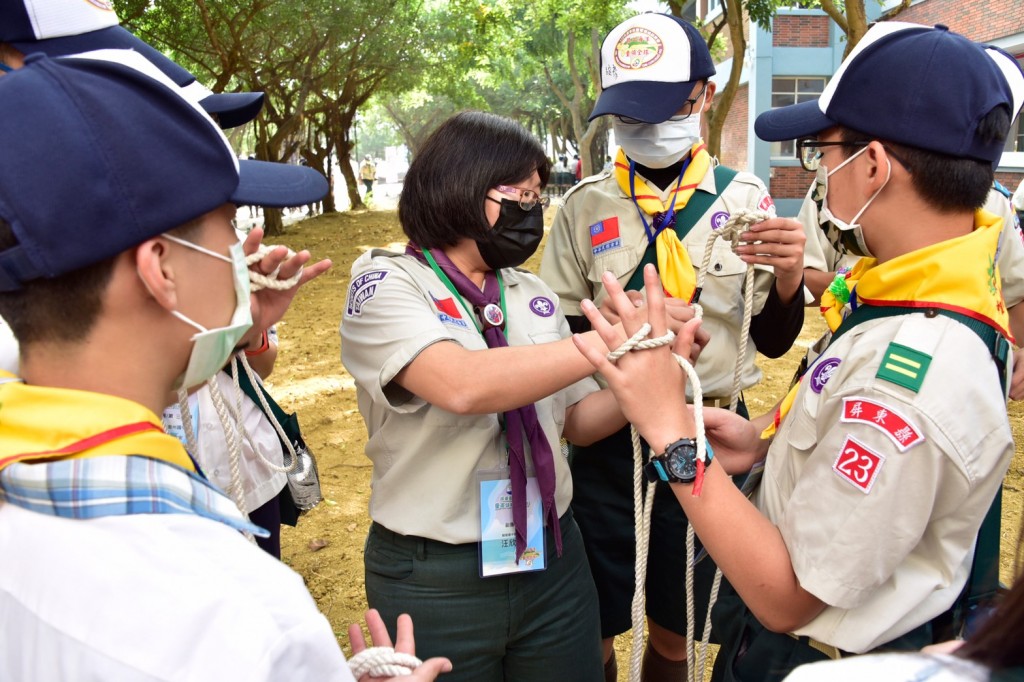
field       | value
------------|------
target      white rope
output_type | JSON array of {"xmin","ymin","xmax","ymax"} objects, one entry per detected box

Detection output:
[
  {"xmin": 201, "ymin": 374, "xmax": 255, "ymax": 543},
  {"xmin": 623, "ymin": 207, "xmax": 771, "ymax": 682},
  {"xmin": 247, "ymin": 243, "xmax": 303, "ymax": 291},
  {"xmin": 229, "ymin": 354, "xmax": 299, "ymax": 473},
  {"xmin": 347, "ymin": 647, "xmax": 422, "ymax": 679}
]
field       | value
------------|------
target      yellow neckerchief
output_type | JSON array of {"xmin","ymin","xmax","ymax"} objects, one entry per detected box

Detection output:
[
  {"xmin": 763, "ymin": 209, "xmax": 1010, "ymax": 439},
  {"xmin": 0, "ymin": 370, "xmax": 194, "ymax": 472},
  {"xmin": 614, "ymin": 144, "xmax": 711, "ymax": 301}
]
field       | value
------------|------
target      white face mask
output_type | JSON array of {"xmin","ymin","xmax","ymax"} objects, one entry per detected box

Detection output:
[
  {"xmin": 612, "ymin": 90, "xmax": 705, "ymax": 169},
  {"xmin": 161, "ymin": 234, "xmax": 253, "ymax": 390},
  {"xmin": 814, "ymin": 145, "xmax": 891, "ymax": 258}
]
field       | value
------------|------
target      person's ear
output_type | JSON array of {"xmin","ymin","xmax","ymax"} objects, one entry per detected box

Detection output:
[
  {"xmin": 702, "ymin": 81, "xmax": 717, "ymax": 111},
  {"xmin": 134, "ymin": 237, "xmax": 178, "ymax": 311},
  {"xmin": 863, "ymin": 141, "xmax": 891, "ymax": 194}
]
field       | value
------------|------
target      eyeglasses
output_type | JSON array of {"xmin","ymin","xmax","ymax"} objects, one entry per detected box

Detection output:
[
  {"xmin": 797, "ymin": 138, "xmax": 913, "ymax": 173},
  {"xmin": 615, "ymin": 83, "xmax": 707, "ymax": 126},
  {"xmin": 493, "ymin": 184, "xmax": 550, "ymax": 211}
]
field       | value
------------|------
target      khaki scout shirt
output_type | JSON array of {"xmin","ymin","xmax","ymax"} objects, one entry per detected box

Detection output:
[
  {"xmin": 340, "ymin": 249, "xmax": 599, "ymax": 544},
  {"xmin": 540, "ymin": 164, "xmax": 776, "ymax": 398},
  {"xmin": 800, "ymin": 185, "xmax": 1024, "ymax": 308},
  {"xmin": 760, "ymin": 313, "xmax": 1013, "ymax": 653}
]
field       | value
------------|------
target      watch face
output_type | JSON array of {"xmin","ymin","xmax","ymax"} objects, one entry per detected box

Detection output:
[{"xmin": 667, "ymin": 441, "xmax": 699, "ymax": 481}]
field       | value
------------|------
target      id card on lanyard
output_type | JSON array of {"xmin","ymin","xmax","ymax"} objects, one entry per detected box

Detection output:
[{"xmin": 477, "ymin": 468, "xmax": 547, "ymax": 577}]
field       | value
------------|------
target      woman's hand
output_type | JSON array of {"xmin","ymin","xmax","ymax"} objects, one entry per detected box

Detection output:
[
  {"xmin": 597, "ymin": 289, "xmax": 710, "ymax": 365},
  {"xmin": 348, "ymin": 609, "xmax": 452, "ymax": 681}
]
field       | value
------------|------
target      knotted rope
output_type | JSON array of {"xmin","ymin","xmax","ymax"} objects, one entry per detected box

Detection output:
[
  {"xmin": 626, "ymin": 208, "xmax": 772, "ymax": 682},
  {"xmin": 347, "ymin": 647, "xmax": 422, "ymax": 679}
]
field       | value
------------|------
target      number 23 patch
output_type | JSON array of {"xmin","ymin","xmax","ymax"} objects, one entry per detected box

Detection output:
[{"xmin": 833, "ymin": 436, "xmax": 885, "ymax": 493}]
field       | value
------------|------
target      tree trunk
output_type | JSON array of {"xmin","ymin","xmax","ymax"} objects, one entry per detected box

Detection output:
[{"xmin": 706, "ymin": 0, "xmax": 746, "ymax": 161}]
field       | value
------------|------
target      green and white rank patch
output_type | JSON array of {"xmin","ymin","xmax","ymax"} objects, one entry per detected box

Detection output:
[{"xmin": 876, "ymin": 342, "xmax": 931, "ymax": 392}]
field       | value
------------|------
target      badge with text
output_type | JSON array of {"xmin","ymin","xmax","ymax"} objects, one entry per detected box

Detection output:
[
  {"xmin": 478, "ymin": 475, "xmax": 546, "ymax": 577},
  {"xmin": 833, "ymin": 436, "xmax": 885, "ymax": 493},
  {"xmin": 841, "ymin": 396, "xmax": 924, "ymax": 451},
  {"xmin": 346, "ymin": 270, "xmax": 389, "ymax": 317}
]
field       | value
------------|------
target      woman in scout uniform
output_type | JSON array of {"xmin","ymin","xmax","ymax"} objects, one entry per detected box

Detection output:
[
  {"xmin": 340, "ymin": 111, "xmax": 678, "ymax": 681},
  {"xmin": 572, "ymin": 22, "xmax": 1021, "ymax": 682},
  {"xmin": 538, "ymin": 13, "xmax": 807, "ymax": 679}
]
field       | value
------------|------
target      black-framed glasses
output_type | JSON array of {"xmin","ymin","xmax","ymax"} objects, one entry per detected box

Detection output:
[
  {"xmin": 797, "ymin": 138, "xmax": 913, "ymax": 173},
  {"xmin": 615, "ymin": 83, "xmax": 707, "ymax": 126},
  {"xmin": 493, "ymin": 184, "xmax": 551, "ymax": 211}
]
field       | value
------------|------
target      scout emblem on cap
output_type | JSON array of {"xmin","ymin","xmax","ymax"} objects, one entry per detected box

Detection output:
[
  {"xmin": 482, "ymin": 303, "xmax": 504, "ymax": 328},
  {"xmin": 614, "ymin": 27, "xmax": 664, "ymax": 70}
]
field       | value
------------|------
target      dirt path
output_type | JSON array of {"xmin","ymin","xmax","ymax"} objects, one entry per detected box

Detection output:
[{"xmin": 268, "ymin": 208, "xmax": 1024, "ymax": 664}]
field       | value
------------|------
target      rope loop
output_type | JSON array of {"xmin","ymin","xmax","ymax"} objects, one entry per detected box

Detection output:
[
  {"xmin": 247, "ymin": 243, "xmax": 303, "ymax": 291},
  {"xmin": 347, "ymin": 647, "xmax": 422, "ymax": 679}
]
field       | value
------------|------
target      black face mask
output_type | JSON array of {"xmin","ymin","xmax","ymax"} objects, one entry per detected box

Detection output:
[{"xmin": 476, "ymin": 198, "xmax": 544, "ymax": 270}]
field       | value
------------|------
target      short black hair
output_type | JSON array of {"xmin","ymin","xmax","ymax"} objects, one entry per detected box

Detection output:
[
  {"xmin": 839, "ymin": 105, "xmax": 1011, "ymax": 212},
  {"xmin": 0, "ymin": 217, "xmax": 203, "ymax": 348},
  {"xmin": 399, "ymin": 111, "xmax": 550, "ymax": 248}
]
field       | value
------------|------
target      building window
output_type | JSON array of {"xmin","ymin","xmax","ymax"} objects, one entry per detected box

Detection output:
[
  {"xmin": 707, "ymin": 0, "xmax": 721, "ymax": 12},
  {"xmin": 770, "ymin": 77, "xmax": 827, "ymax": 158}
]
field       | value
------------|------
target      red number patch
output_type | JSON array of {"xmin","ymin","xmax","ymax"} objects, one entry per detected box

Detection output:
[{"xmin": 833, "ymin": 436, "xmax": 885, "ymax": 493}]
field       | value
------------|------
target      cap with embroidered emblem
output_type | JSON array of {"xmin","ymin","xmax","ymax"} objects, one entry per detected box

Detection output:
[{"xmin": 590, "ymin": 13, "xmax": 715, "ymax": 124}]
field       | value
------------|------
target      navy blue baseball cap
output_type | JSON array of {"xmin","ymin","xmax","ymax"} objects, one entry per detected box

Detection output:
[
  {"xmin": 1, "ymin": 0, "xmax": 264, "ymax": 129},
  {"xmin": 590, "ymin": 13, "xmax": 716, "ymax": 123},
  {"xmin": 0, "ymin": 54, "xmax": 327, "ymax": 291},
  {"xmin": 755, "ymin": 22, "xmax": 1021, "ymax": 165}
]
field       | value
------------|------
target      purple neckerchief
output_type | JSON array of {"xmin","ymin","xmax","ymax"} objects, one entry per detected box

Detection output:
[{"xmin": 406, "ymin": 243, "xmax": 561, "ymax": 559}]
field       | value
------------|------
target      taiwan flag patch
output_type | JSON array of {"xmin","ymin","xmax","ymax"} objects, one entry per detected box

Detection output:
[
  {"xmin": 590, "ymin": 217, "xmax": 621, "ymax": 255},
  {"xmin": 431, "ymin": 293, "xmax": 468, "ymax": 328}
]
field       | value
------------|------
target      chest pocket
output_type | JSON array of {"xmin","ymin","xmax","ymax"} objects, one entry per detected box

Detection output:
[
  {"xmin": 687, "ymin": 238, "xmax": 746, "ymax": 280},
  {"xmin": 586, "ymin": 242, "xmax": 641, "ymax": 285}
]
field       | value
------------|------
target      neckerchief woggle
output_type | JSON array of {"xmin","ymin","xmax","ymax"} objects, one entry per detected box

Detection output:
[
  {"xmin": 614, "ymin": 143, "xmax": 712, "ymax": 302},
  {"xmin": 763, "ymin": 209, "xmax": 1011, "ymax": 438}
]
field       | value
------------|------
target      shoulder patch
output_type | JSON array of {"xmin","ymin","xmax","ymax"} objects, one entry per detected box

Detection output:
[
  {"xmin": 345, "ymin": 270, "xmax": 389, "ymax": 317},
  {"xmin": 841, "ymin": 397, "xmax": 924, "ymax": 451},
  {"xmin": 876, "ymin": 342, "xmax": 931, "ymax": 393},
  {"xmin": 430, "ymin": 293, "xmax": 469, "ymax": 329},
  {"xmin": 833, "ymin": 436, "xmax": 886, "ymax": 493}
]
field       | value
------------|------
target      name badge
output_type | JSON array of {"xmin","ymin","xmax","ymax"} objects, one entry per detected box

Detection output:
[{"xmin": 478, "ymin": 473, "xmax": 546, "ymax": 577}]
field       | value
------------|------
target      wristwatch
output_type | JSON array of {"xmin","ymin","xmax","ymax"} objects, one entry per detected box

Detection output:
[{"xmin": 644, "ymin": 438, "xmax": 712, "ymax": 484}]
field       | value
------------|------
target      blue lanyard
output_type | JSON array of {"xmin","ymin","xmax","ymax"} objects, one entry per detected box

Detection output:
[{"xmin": 628, "ymin": 156, "xmax": 692, "ymax": 244}]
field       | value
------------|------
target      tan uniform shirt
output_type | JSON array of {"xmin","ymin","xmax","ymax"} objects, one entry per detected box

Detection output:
[
  {"xmin": 800, "ymin": 186, "xmax": 1024, "ymax": 308},
  {"xmin": 760, "ymin": 314, "xmax": 1013, "ymax": 653},
  {"xmin": 540, "ymin": 165, "xmax": 776, "ymax": 398},
  {"xmin": 340, "ymin": 249, "xmax": 599, "ymax": 544}
]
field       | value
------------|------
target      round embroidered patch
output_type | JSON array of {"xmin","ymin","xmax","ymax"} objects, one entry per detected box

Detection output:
[
  {"xmin": 711, "ymin": 211, "xmax": 730, "ymax": 230},
  {"xmin": 530, "ymin": 297, "xmax": 555, "ymax": 317},
  {"xmin": 811, "ymin": 357, "xmax": 841, "ymax": 393},
  {"xmin": 614, "ymin": 28, "xmax": 664, "ymax": 70}
]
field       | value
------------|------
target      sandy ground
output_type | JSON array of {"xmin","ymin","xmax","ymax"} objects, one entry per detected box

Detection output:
[{"xmin": 266, "ymin": 207, "xmax": 1024, "ymax": 674}]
